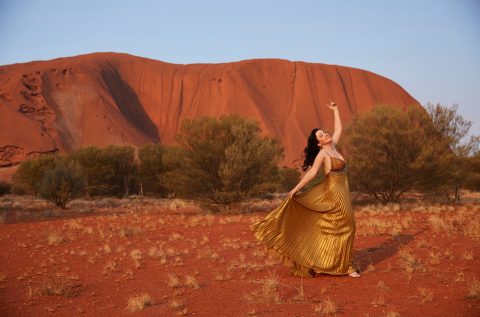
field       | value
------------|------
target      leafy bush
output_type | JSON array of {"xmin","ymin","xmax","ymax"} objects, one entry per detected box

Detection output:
[
  {"xmin": 423, "ymin": 103, "xmax": 480, "ymax": 202},
  {"xmin": 69, "ymin": 145, "xmax": 137, "ymax": 197},
  {"xmin": 344, "ymin": 103, "xmax": 480, "ymax": 204},
  {"xmin": 344, "ymin": 105, "xmax": 434, "ymax": 203},
  {"xmin": 11, "ymin": 154, "xmax": 58, "ymax": 195},
  {"xmin": 67, "ymin": 146, "xmax": 103, "ymax": 197},
  {"xmin": 137, "ymin": 144, "xmax": 168, "ymax": 197},
  {"xmin": 464, "ymin": 152, "xmax": 480, "ymax": 191},
  {"xmin": 162, "ymin": 114, "xmax": 284, "ymax": 210},
  {"xmin": 38, "ymin": 163, "xmax": 85, "ymax": 208},
  {"xmin": 100, "ymin": 145, "xmax": 137, "ymax": 197}
]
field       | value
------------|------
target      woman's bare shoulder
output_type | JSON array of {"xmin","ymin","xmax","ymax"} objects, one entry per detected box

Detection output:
[{"xmin": 316, "ymin": 149, "xmax": 327, "ymax": 161}]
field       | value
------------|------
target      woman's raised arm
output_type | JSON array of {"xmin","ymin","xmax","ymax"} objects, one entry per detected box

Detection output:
[{"xmin": 327, "ymin": 101, "xmax": 342, "ymax": 145}]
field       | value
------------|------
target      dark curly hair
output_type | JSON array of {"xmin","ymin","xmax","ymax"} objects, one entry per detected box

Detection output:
[{"xmin": 301, "ymin": 128, "xmax": 322, "ymax": 172}]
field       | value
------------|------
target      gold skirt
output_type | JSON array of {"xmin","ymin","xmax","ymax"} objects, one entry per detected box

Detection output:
[{"xmin": 249, "ymin": 169, "xmax": 356, "ymax": 277}]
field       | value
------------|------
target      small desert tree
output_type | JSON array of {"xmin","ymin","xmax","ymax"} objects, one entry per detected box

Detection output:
[
  {"xmin": 69, "ymin": 145, "xmax": 137, "ymax": 197},
  {"xmin": 464, "ymin": 152, "xmax": 480, "ymax": 191},
  {"xmin": 38, "ymin": 162, "xmax": 85, "ymax": 208},
  {"xmin": 344, "ymin": 104, "xmax": 432, "ymax": 203},
  {"xmin": 424, "ymin": 103, "xmax": 480, "ymax": 203},
  {"xmin": 98, "ymin": 145, "xmax": 137, "ymax": 197},
  {"xmin": 11, "ymin": 154, "xmax": 58, "ymax": 195},
  {"xmin": 68, "ymin": 146, "xmax": 104, "ymax": 198},
  {"xmin": 218, "ymin": 120, "xmax": 283, "ymax": 203},
  {"xmin": 162, "ymin": 114, "xmax": 284, "ymax": 210},
  {"xmin": 137, "ymin": 143, "xmax": 168, "ymax": 196}
]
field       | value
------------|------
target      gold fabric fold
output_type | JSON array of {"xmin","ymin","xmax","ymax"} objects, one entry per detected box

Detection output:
[{"xmin": 250, "ymin": 167, "xmax": 356, "ymax": 277}]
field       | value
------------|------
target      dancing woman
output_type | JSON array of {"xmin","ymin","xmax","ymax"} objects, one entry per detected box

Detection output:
[{"xmin": 250, "ymin": 101, "xmax": 360, "ymax": 278}]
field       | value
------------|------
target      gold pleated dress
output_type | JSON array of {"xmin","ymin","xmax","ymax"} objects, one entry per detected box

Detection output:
[{"xmin": 249, "ymin": 155, "xmax": 356, "ymax": 277}]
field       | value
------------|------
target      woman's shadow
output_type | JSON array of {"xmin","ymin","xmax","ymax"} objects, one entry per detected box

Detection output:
[{"xmin": 352, "ymin": 228, "xmax": 427, "ymax": 272}]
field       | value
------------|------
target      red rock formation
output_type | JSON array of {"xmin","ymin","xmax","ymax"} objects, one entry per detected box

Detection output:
[{"xmin": 0, "ymin": 52, "xmax": 420, "ymax": 178}]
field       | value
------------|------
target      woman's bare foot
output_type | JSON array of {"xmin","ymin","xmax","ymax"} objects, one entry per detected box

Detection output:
[{"xmin": 348, "ymin": 271, "xmax": 361, "ymax": 278}]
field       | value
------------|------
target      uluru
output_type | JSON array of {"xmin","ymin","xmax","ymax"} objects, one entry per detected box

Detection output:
[{"xmin": 0, "ymin": 52, "xmax": 419, "ymax": 176}]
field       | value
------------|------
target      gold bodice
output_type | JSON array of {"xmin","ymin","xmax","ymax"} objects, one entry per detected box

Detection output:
[{"xmin": 330, "ymin": 156, "xmax": 346, "ymax": 171}]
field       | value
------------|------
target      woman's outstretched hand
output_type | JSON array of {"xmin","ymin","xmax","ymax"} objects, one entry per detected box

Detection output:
[
  {"xmin": 326, "ymin": 100, "xmax": 338, "ymax": 110},
  {"xmin": 288, "ymin": 187, "xmax": 298, "ymax": 199}
]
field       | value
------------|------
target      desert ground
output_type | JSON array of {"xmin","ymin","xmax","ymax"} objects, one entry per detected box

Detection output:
[{"xmin": 0, "ymin": 193, "xmax": 479, "ymax": 317}]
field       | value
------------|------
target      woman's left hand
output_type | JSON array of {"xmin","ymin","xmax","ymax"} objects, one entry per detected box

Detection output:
[
  {"xmin": 288, "ymin": 188, "xmax": 298, "ymax": 199},
  {"xmin": 326, "ymin": 100, "xmax": 338, "ymax": 110}
]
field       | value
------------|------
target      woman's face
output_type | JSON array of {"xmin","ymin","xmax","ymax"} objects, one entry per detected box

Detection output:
[{"xmin": 315, "ymin": 129, "xmax": 332, "ymax": 146}]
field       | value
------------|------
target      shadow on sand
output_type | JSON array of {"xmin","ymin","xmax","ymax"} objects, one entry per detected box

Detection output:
[{"xmin": 352, "ymin": 228, "xmax": 427, "ymax": 272}]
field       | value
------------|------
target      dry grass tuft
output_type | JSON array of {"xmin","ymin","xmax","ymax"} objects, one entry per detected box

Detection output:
[
  {"xmin": 168, "ymin": 273, "xmax": 182, "ymax": 288},
  {"xmin": 168, "ymin": 232, "xmax": 184, "ymax": 241},
  {"xmin": 465, "ymin": 217, "xmax": 480, "ymax": 241},
  {"xmin": 429, "ymin": 251, "xmax": 441, "ymax": 265},
  {"xmin": 247, "ymin": 306, "xmax": 259, "ymax": 316},
  {"xmin": 185, "ymin": 275, "xmax": 200, "ymax": 289},
  {"xmin": 444, "ymin": 249, "xmax": 454, "ymax": 260},
  {"xmin": 398, "ymin": 246, "xmax": 425, "ymax": 274},
  {"xmin": 313, "ymin": 297, "xmax": 337, "ymax": 315},
  {"xmin": 126, "ymin": 293, "xmax": 152, "ymax": 312},
  {"xmin": 466, "ymin": 276, "xmax": 480, "ymax": 300},
  {"xmin": 290, "ymin": 277, "xmax": 306, "ymax": 303},
  {"xmin": 103, "ymin": 261, "xmax": 118, "ymax": 273},
  {"xmin": 46, "ymin": 232, "xmax": 67, "ymax": 245},
  {"xmin": 418, "ymin": 287, "xmax": 434, "ymax": 303},
  {"xmin": 415, "ymin": 239, "xmax": 429, "ymax": 248},
  {"xmin": 376, "ymin": 280, "xmax": 391, "ymax": 292},
  {"xmin": 357, "ymin": 217, "xmax": 403, "ymax": 237},
  {"xmin": 170, "ymin": 298, "xmax": 188, "ymax": 315},
  {"xmin": 130, "ymin": 249, "xmax": 143, "ymax": 268},
  {"xmin": 454, "ymin": 271, "xmax": 465, "ymax": 283},
  {"xmin": 244, "ymin": 271, "xmax": 282, "ymax": 304},
  {"xmin": 370, "ymin": 295, "xmax": 386, "ymax": 306},
  {"xmin": 259, "ymin": 272, "xmax": 282, "ymax": 303},
  {"xmin": 103, "ymin": 244, "xmax": 112, "ymax": 254},
  {"xmin": 214, "ymin": 272, "xmax": 232, "ymax": 281},
  {"xmin": 119, "ymin": 227, "xmax": 142, "ymax": 238},
  {"xmin": 428, "ymin": 215, "xmax": 449, "ymax": 234},
  {"xmin": 462, "ymin": 251, "xmax": 474, "ymax": 260},
  {"xmin": 39, "ymin": 274, "xmax": 81, "ymax": 297}
]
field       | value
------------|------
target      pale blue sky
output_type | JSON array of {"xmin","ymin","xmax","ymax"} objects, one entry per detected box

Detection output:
[{"xmin": 1, "ymin": 0, "xmax": 479, "ymax": 135}]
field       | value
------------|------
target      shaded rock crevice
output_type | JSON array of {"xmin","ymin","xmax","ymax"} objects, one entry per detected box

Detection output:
[{"xmin": 100, "ymin": 61, "xmax": 160, "ymax": 143}]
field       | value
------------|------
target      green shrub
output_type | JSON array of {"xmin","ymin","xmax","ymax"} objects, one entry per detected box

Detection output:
[
  {"xmin": 69, "ymin": 145, "xmax": 137, "ymax": 197},
  {"xmin": 344, "ymin": 105, "xmax": 433, "ymax": 203},
  {"xmin": 11, "ymin": 154, "xmax": 58, "ymax": 195},
  {"xmin": 423, "ymin": 103, "xmax": 480, "ymax": 203},
  {"xmin": 100, "ymin": 145, "xmax": 137, "ymax": 197},
  {"xmin": 38, "ymin": 163, "xmax": 85, "ymax": 208},
  {"xmin": 465, "ymin": 152, "xmax": 480, "ymax": 191},
  {"xmin": 68, "ymin": 146, "xmax": 103, "ymax": 197},
  {"xmin": 345, "ymin": 103, "xmax": 479, "ymax": 204},
  {"xmin": 137, "ymin": 144, "xmax": 168, "ymax": 196},
  {"xmin": 162, "ymin": 114, "xmax": 284, "ymax": 210}
]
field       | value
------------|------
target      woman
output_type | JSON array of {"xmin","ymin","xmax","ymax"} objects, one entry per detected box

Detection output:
[{"xmin": 249, "ymin": 100, "xmax": 360, "ymax": 278}]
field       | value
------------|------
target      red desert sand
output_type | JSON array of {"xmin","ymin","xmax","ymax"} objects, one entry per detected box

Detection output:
[{"xmin": 0, "ymin": 194, "xmax": 479, "ymax": 316}]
